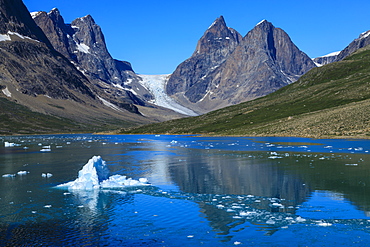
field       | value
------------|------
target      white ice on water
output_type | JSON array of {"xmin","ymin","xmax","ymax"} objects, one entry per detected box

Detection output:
[
  {"xmin": 57, "ymin": 156, "xmax": 149, "ymax": 190},
  {"xmin": 138, "ymin": 75, "xmax": 198, "ymax": 116}
]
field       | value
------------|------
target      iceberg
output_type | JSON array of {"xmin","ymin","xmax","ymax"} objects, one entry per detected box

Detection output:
[{"xmin": 57, "ymin": 156, "xmax": 150, "ymax": 190}]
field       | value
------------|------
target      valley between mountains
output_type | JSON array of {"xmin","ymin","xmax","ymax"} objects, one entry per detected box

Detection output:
[{"xmin": 1, "ymin": 0, "xmax": 370, "ymax": 137}]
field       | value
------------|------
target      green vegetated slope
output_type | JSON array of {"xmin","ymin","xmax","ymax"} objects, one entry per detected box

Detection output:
[
  {"xmin": 123, "ymin": 46, "xmax": 370, "ymax": 138},
  {"xmin": 0, "ymin": 97, "xmax": 135, "ymax": 135}
]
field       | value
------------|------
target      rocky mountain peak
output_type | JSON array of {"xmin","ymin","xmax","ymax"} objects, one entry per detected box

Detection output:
[
  {"xmin": 166, "ymin": 16, "xmax": 241, "ymax": 103},
  {"xmin": 335, "ymin": 29, "xmax": 370, "ymax": 61},
  {"xmin": 167, "ymin": 17, "xmax": 316, "ymax": 114},
  {"xmin": 194, "ymin": 15, "xmax": 241, "ymax": 56}
]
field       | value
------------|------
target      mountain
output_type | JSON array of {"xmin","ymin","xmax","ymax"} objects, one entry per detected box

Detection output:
[
  {"xmin": 0, "ymin": 0, "xmax": 186, "ymax": 134},
  {"xmin": 166, "ymin": 18, "xmax": 316, "ymax": 114},
  {"xmin": 313, "ymin": 51, "xmax": 340, "ymax": 66},
  {"xmin": 335, "ymin": 30, "xmax": 370, "ymax": 61},
  {"xmin": 166, "ymin": 16, "xmax": 241, "ymax": 112},
  {"xmin": 32, "ymin": 8, "xmax": 153, "ymax": 110},
  {"xmin": 123, "ymin": 44, "xmax": 370, "ymax": 139}
]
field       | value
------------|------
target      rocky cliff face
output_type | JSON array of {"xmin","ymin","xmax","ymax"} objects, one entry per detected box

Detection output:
[
  {"xmin": 335, "ymin": 30, "xmax": 370, "ymax": 61},
  {"xmin": 166, "ymin": 16, "xmax": 241, "ymax": 104},
  {"xmin": 0, "ymin": 0, "xmax": 95, "ymax": 102},
  {"xmin": 33, "ymin": 9, "xmax": 153, "ymax": 109},
  {"xmin": 167, "ymin": 19, "xmax": 316, "ymax": 114}
]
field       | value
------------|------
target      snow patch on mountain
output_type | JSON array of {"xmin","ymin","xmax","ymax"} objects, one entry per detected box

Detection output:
[
  {"xmin": 138, "ymin": 75, "xmax": 198, "ymax": 116},
  {"xmin": 321, "ymin": 51, "xmax": 340, "ymax": 57},
  {"xmin": 76, "ymin": 43, "xmax": 91, "ymax": 54}
]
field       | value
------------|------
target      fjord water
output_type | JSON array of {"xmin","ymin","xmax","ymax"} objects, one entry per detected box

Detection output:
[{"xmin": 1, "ymin": 135, "xmax": 370, "ymax": 246}]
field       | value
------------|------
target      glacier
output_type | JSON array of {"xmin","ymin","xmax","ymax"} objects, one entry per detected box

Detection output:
[
  {"xmin": 138, "ymin": 74, "xmax": 198, "ymax": 116},
  {"xmin": 57, "ymin": 156, "xmax": 150, "ymax": 190}
]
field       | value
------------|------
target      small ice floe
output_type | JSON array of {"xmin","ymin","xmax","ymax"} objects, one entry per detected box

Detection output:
[
  {"xmin": 42, "ymin": 173, "xmax": 53, "ymax": 178},
  {"xmin": 316, "ymin": 221, "xmax": 332, "ymax": 227},
  {"xmin": 57, "ymin": 156, "xmax": 150, "ymax": 190},
  {"xmin": 17, "ymin": 171, "xmax": 29, "ymax": 175},
  {"xmin": 4, "ymin": 142, "xmax": 20, "ymax": 147},
  {"xmin": 2, "ymin": 174, "xmax": 16, "ymax": 178},
  {"xmin": 40, "ymin": 147, "xmax": 51, "ymax": 152}
]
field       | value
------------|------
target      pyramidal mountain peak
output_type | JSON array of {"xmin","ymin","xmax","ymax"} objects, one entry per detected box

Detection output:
[{"xmin": 166, "ymin": 16, "xmax": 316, "ymax": 114}]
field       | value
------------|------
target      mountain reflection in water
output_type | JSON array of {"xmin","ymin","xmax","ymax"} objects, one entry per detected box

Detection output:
[{"xmin": 1, "ymin": 134, "xmax": 370, "ymax": 246}]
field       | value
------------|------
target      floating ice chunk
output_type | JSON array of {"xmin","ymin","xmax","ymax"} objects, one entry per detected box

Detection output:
[
  {"xmin": 2, "ymin": 174, "xmax": 15, "ymax": 178},
  {"xmin": 268, "ymin": 156, "xmax": 282, "ymax": 159},
  {"xmin": 317, "ymin": 221, "xmax": 332, "ymax": 227},
  {"xmin": 295, "ymin": 216, "xmax": 306, "ymax": 222},
  {"xmin": 17, "ymin": 171, "xmax": 29, "ymax": 175},
  {"xmin": 266, "ymin": 219, "xmax": 276, "ymax": 224},
  {"xmin": 4, "ymin": 142, "xmax": 19, "ymax": 147},
  {"xmin": 57, "ymin": 156, "xmax": 150, "ymax": 190}
]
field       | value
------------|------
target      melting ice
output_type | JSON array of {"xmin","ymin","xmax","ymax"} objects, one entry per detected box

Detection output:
[{"xmin": 57, "ymin": 156, "xmax": 150, "ymax": 190}]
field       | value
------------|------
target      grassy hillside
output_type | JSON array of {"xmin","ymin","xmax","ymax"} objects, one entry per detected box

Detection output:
[
  {"xmin": 121, "ymin": 46, "xmax": 370, "ymax": 138},
  {"xmin": 0, "ymin": 97, "xmax": 137, "ymax": 135}
]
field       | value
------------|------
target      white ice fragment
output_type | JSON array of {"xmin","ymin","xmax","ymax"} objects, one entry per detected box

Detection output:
[
  {"xmin": 317, "ymin": 222, "xmax": 332, "ymax": 227},
  {"xmin": 295, "ymin": 216, "xmax": 306, "ymax": 222},
  {"xmin": 268, "ymin": 156, "xmax": 282, "ymax": 159},
  {"xmin": 2, "ymin": 174, "xmax": 15, "ymax": 178},
  {"xmin": 57, "ymin": 156, "xmax": 150, "ymax": 190},
  {"xmin": 4, "ymin": 142, "xmax": 19, "ymax": 147},
  {"xmin": 17, "ymin": 171, "xmax": 29, "ymax": 175},
  {"xmin": 266, "ymin": 219, "xmax": 276, "ymax": 224}
]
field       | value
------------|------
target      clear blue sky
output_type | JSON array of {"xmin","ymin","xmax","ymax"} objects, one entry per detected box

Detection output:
[{"xmin": 24, "ymin": 0, "xmax": 370, "ymax": 75}]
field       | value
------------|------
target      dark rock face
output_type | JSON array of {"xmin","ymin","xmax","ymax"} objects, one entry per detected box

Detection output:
[
  {"xmin": 166, "ymin": 16, "xmax": 241, "ymax": 103},
  {"xmin": 0, "ymin": 0, "xmax": 94, "ymax": 101},
  {"xmin": 0, "ymin": 0, "xmax": 51, "ymax": 45},
  {"xmin": 167, "ymin": 19, "xmax": 316, "ymax": 113},
  {"xmin": 33, "ymin": 9, "xmax": 152, "ymax": 106},
  {"xmin": 335, "ymin": 30, "xmax": 370, "ymax": 61}
]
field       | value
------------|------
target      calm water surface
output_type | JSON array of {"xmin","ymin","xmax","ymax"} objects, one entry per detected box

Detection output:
[{"xmin": 1, "ymin": 134, "xmax": 370, "ymax": 246}]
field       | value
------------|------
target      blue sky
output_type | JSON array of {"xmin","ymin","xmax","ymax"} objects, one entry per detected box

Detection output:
[{"xmin": 24, "ymin": 0, "xmax": 370, "ymax": 75}]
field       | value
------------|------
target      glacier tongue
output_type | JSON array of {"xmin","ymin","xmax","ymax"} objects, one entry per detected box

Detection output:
[
  {"xmin": 57, "ymin": 156, "xmax": 150, "ymax": 190},
  {"xmin": 138, "ymin": 74, "xmax": 198, "ymax": 116}
]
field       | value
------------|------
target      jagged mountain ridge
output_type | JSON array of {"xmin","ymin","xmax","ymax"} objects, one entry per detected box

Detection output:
[
  {"xmin": 32, "ymin": 8, "xmax": 153, "ymax": 110},
  {"xmin": 167, "ymin": 18, "xmax": 317, "ymax": 114},
  {"xmin": 0, "ymin": 0, "xmax": 95, "ymax": 102},
  {"xmin": 335, "ymin": 30, "xmax": 370, "ymax": 61},
  {"xmin": 0, "ymin": 0, "xmax": 187, "ymax": 134}
]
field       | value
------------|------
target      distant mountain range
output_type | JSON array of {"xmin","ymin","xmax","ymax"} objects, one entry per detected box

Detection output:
[{"xmin": 1, "ymin": 0, "xmax": 370, "ymax": 135}]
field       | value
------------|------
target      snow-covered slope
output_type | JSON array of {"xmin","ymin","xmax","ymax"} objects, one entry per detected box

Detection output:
[{"xmin": 138, "ymin": 75, "xmax": 198, "ymax": 116}]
